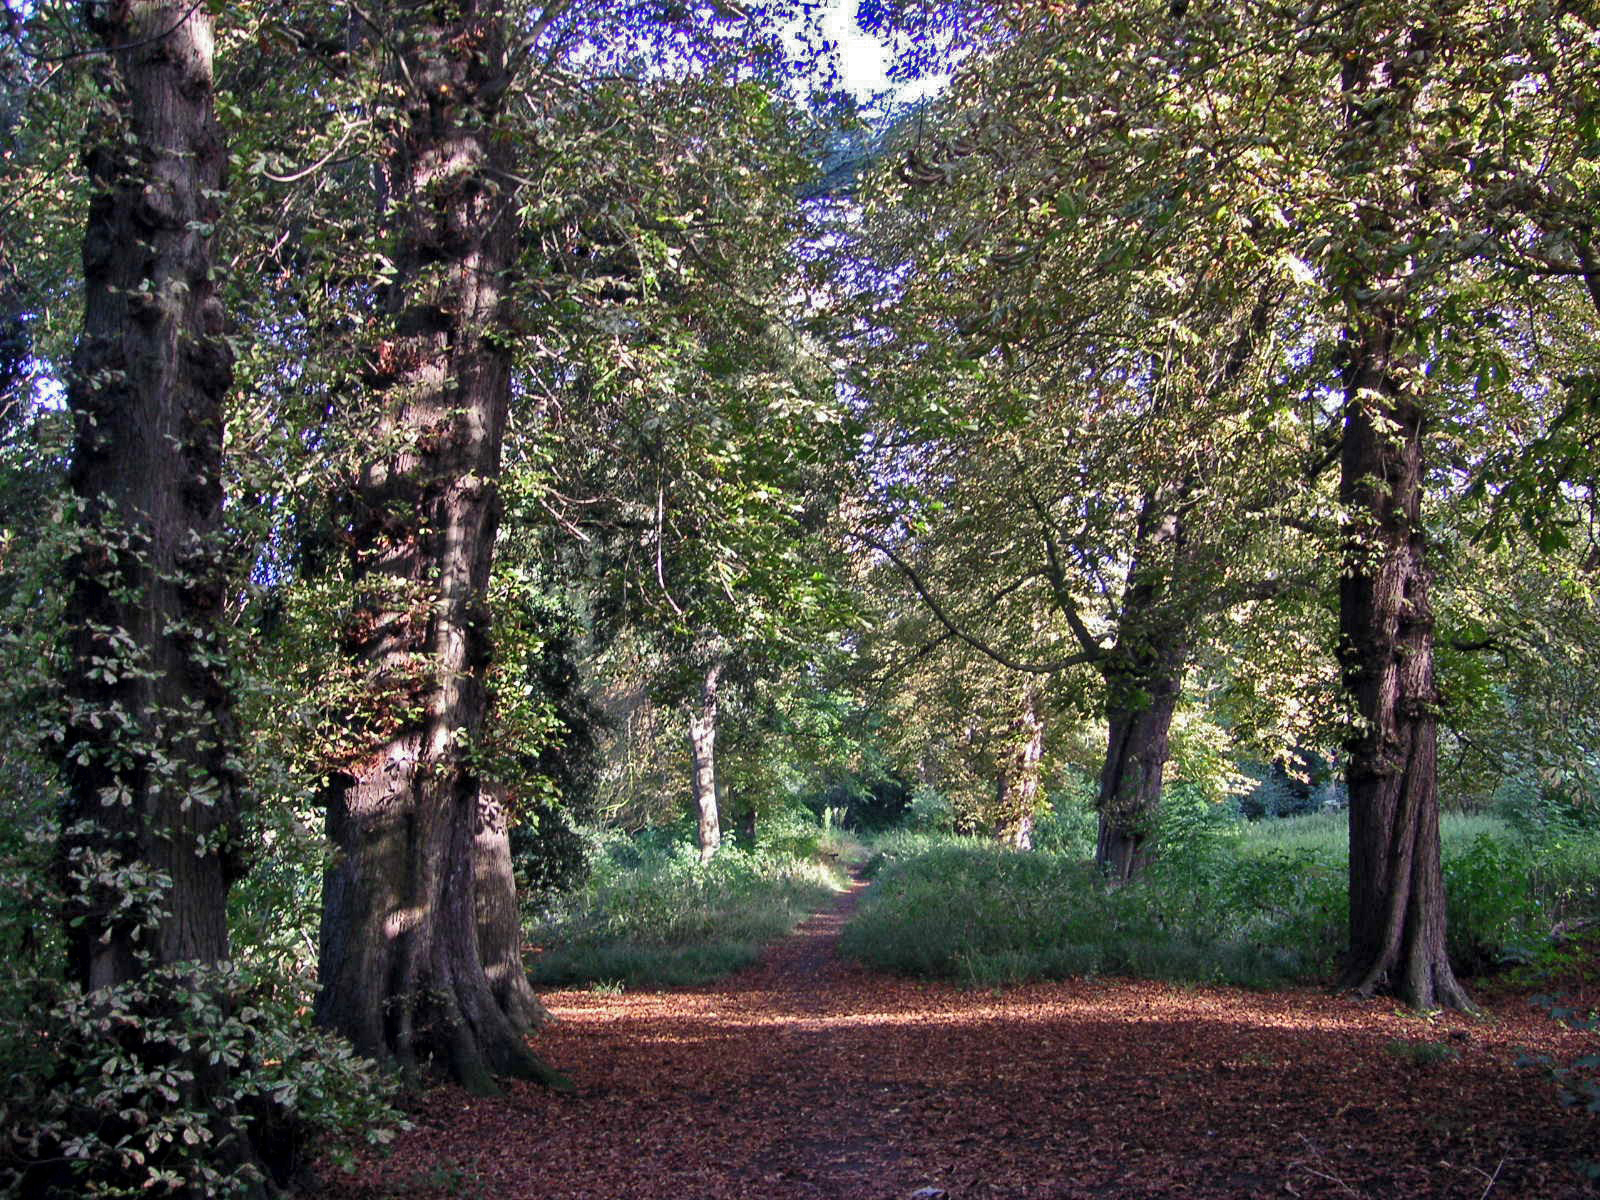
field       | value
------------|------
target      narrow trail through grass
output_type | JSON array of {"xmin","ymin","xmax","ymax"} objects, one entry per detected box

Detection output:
[{"xmin": 321, "ymin": 877, "xmax": 1599, "ymax": 1200}]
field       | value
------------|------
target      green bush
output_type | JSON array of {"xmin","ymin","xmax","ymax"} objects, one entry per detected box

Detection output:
[
  {"xmin": 1444, "ymin": 833, "xmax": 1541, "ymax": 972},
  {"xmin": 0, "ymin": 962, "xmax": 401, "ymax": 1199},
  {"xmin": 756, "ymin": 800, "xmax": 827, "ymax": 860},
  {"xmin": 1032, "ymin": 776, "xmax": 1099, "ymax": 857},
  {"xmin": 841, "ymin": 839, "xmax": 1339, "ymax": 990},
  {"xmin": 905, "ymin": 785, "xmax": 957, "ymax": 834}
]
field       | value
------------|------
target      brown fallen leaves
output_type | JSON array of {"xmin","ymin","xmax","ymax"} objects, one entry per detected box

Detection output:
[{"xmin": 312, "ymin": 882, "xmax": 1599, "ymax": 1199}]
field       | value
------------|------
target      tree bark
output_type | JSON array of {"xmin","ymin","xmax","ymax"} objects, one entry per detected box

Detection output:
[
  {"xmin": 49, "ymin": 6, "xmax": 267, "ymax": 1192},
  {"xmin": 1095, "ymin": 647, "xmax": 1185, "ymax": 881},
  {"xmin": 689, "ymin": 660, "xmax": 723, "ymax": 862},
  {"xmin": 1334, "ymin": 319, "xmax": 1471, "ymax": 1011},
  {"xmin": 316, "ymin": 0, "xmax": 568, "ymax": 1092},
  {"xmin": 473, "ymin": 783, "xmax": 548, "ymax": 1031},
  {"xmin": 1330, "ymin": 19, "xmax": 1470, "ymax": 1012},
  {"xmin": 998, "ymin": 684, "xmax": 1045, "ymax": 850},
  {"xmin": 59, "ymin": 0, "xmax": 238, "ymax": 995},
  {"xmin": 1095, "ymin": 500, "xmax": 1189, "ymax": 882}
]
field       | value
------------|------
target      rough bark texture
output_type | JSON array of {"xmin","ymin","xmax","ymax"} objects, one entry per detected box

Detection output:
[
  {"xmin": 59, "ymin": 0, "xmax": 238, "ymax": 992},
  {"xmin": 690, "ymin": 661, "xmax": 724, "ymax": 862},
  {"xmin": 1095, "ymin": 653, "xmax": 1184, "ymax": 882},
  {"xmin": 1335, "ymin": 320, "xmax": 1470, "ymax": 1011},
  {"xmin": 1095, "ymin": 502, "xmax": 1189, "ymax": 883},
  {"xmin": 473, "ymin": 784, "xmax": 548, "ymax": 1031},
  {"xmin": 316, "ymin": 1, "xmax": 566, "ymax": 1092},
  {"xmin": 1332, "ymin": 21, "xmax": 1469, "ymax": 1012}
]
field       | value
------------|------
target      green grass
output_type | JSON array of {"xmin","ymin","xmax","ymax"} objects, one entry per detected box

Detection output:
[
  {"xmin": 841, "ymin": 808, "xmax": 1600, "ymax": 991},
  {"xmin": 525, "ymin": 835, "xmax": 845, "ymax": 989},
  {"xmin": 843, "ymin": 837, "xmax": 1338, "ymax": 990},
  {"xmin": 1242, "ymin": 809, "xmax": 1512, "ymax": 855}
]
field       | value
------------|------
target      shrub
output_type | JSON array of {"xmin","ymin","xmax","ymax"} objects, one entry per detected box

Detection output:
[
  {"xmin": 1032, "ymin": 775, "xmax": 1098, "ymax": 857},
  {"xmin": 905, "ymin": 785, "xmax": 957, "ymax": 834},
  {"xmin": 510, "ymin": 794, "xmax": 592, "ymax": 904},
  {"xmin": 841, "ymin": 839, "xmax": 1339, "ymax": 990},
  {"xmin": 0, "ymin": 962, "xmax": 401, "ymax": 1198},
  {"xmin": 1443, "ymin": 833, "xmax": 1541, "ymax": 973},
  {"xmin": 845, "ymin": 812, "xmax": 1600, "ymax": 992}
]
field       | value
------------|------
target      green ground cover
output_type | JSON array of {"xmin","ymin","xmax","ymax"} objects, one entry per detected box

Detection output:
[
  {"xmin": 525, "ymin": 817, "xmax": 849, "ymax": 989},
  {"xmin": 841, "ymin": 804, "xmax": 1600, "ymax": 991}
]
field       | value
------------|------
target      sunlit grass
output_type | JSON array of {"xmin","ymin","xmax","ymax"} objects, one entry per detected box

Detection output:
[
  {"xmin": 842, "ymin": 808, "xmax": 1600, "ymax": 990},
  {"xmin": 526, "ymin": 836, "xmax": 845, "ymax": 989}
]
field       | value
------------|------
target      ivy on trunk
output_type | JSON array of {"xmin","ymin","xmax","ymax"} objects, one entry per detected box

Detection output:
[{"xmin": 314, "ymin": 0, "xmax": 567, "ymax": 1093}]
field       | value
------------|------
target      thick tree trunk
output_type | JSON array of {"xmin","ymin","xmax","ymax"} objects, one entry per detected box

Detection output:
[
  {"xmin": 1334, "ymin": 320, "xmax": 1471, "ymax": 1011},
  {"xmin": 689, "ymin": 661, "xmax": 723, "ymax": 862},
  {"xmin": 59, "ymin": 0, "xmax": 238, "ymax": 994},
  {"xmin": 998, "ymin": 685, "xmax": 1045, "ymax": 850},
  {"xmin": 316, "ymin": 0, "xmax": 567, "ymax": 1093},
  {"xmin": 1095, "ymin": 500, "xmax": 1189, "ymax": 882},
  {"xmin": 1329, "ymin": 21, "xmax": 1468, "ymax": 1012},
  {"xmin": 50, "ymin": 7, "xmax": 264, "ymax": 1192},
  {"xmin": 473, "ymin": 784, "xmax": 548, "ymax": 1031},
  {"xmin": 1095, "ymin": 650, "xmax": 1184, "ymax": 881}
]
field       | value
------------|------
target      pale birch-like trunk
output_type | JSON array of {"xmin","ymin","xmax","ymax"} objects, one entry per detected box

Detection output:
[{"xmin": 689, "ymin": 661, "xmax": 723, "ymax": 862}]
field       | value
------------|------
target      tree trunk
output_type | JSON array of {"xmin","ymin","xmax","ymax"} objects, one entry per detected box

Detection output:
[
  {"xmin": 1334, "ymin": 320, "xmax": 1471, "ymax": 1011},
  {"xmin": 1095, "ymin": 500, "xmax": 1189, "ymax": 882},
  {"xmin": 316, "ymin": 0, "xmax": 568, "ymax": 1092},
  {"xmin": 998, "ymin": 685, "xmax": 1045, "ymax": 850},
  {"xmin": 50, "ymin": 6, "xmax": 265, "ymax": 1192},
  {"xmin": 1095, "ymin": 651, "xmax": 1184, "ymax": 881},
  {"xmin": 59, "ymin": 0, "xmax": 238, "ymax": 995},
  {"xmin": 1329, "ymin": 20, "xmax": 1469, "ymax": 1013},
  {"xmin": 689, "ymin": 661, "xmax": 723, "ymax": 862},
  {"xmin": 473, "ymin": 784, "xmax": 548, "ymax": 1031}
]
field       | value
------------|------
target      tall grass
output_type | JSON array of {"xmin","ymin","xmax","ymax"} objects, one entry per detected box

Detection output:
[
  {"xmin": 526, "ymin": 832, "xmax": 845, "ymax": 989},
  {"xmin": 842, "ymin": 808, "xmax": 1600, "ymax": 990},
  {"xmin": 844, "ymin": 839, "xmax": 1339, "ymax": 989}
]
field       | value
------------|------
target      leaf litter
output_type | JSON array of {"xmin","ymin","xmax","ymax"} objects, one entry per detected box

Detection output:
[{"xmin": 312, "ymin": 879, "xmax": 1598, "ymax": 1198}]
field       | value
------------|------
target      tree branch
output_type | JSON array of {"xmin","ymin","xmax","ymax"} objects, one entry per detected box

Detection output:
[{"xmin": 850, "ymin": 529, "xmax": 1096, "ymax": 675}]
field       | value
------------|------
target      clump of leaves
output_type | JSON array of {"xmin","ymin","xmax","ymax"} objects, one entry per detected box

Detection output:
[
  {"xmin": 1383, "ymin": 1039, "xmax": 1459, "ymax": 1069},
  {"xmin": 0, "ymin": 961, "xmax": 403, "ymax": 1198}
]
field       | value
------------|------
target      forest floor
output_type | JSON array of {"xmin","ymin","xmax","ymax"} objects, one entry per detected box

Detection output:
[{"xmin": 315, "ymin": 876, "xmax": 1600, "ymax": 1199}]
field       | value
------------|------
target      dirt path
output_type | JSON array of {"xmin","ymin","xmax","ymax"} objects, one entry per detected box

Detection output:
[{"xmin": 322, "ymin": 881, "xmax": 1598, "ymax": 1199}]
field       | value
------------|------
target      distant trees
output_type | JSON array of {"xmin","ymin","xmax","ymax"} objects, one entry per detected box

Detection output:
[{"xmin": 848, "ymin": 30, "xmax": 1316, "ymax": 880}]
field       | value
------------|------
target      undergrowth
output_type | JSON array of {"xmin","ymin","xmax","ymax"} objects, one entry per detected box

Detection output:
[
  {"xmin": 844, "ymin": 805, "xmax": 1600, "ymax": 991},
  {"xmin": 525, "ymin": 827, "xmax": 846, "ymax": 989}
]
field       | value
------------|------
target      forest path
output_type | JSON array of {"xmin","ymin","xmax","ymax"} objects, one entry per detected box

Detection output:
[{"xmin": 323, "ymin": 879, "xmax": 1598, "ymax": 1200}]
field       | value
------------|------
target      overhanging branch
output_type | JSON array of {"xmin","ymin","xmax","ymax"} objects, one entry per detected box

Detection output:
[{"xmin": 849, "ymin": 529, "xmax": 1097, "ymax": 675}]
